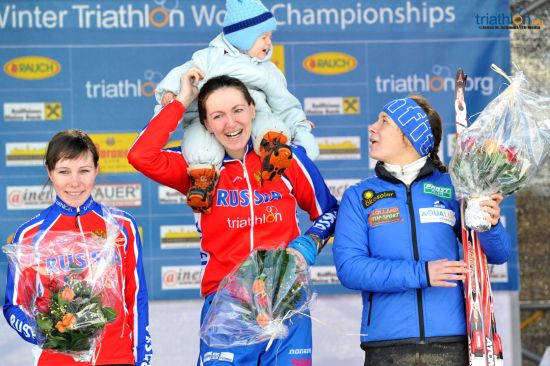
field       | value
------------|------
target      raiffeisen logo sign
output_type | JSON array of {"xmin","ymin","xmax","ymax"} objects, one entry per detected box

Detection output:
[
  {"xmin": 303, "ymin": 52, "xmax": 357, "ymax": 75},
  {"xmin": 374, "ymin": 65, "xmax": 494, "ymax": 96},
  {"xmin": 4, "ymin": 56, "xmax": 61, "ymax": 80}
]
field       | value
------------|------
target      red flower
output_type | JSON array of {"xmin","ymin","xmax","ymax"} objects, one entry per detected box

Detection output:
[
  {"xmin": 461, "ymin": 136, "xmax": 476, "ymax": 153},
  {"xmin": 45, "ymin": 278, "xmax": 60, "ymax": 292},
  {"xmin": 35, "ymin": 296, "xmax": 51, "ymax": 313},
  {"xmin": 226, "ymin": 279, "xmax": 252, "ymax": 304},
  {"xmin": 505, "ymin": 147, "xmax": 518, "ymax": 164},
  {"xmin": 256, "ymin": 292, "xmax": 269, "ymax": 308}
]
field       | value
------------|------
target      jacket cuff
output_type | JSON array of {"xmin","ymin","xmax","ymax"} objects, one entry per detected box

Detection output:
[
  {"xmin": 418, "ymin": 261, "xmax": 429, "ymax": 288},
  {"xmin": 425, "ymin": 261, "xmax": 431, "ymax": 287}
]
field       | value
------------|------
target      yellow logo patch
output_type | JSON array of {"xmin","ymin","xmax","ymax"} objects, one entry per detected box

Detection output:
[
  {"xmin": 303, "ymin": 52, "xmax": 357, "ymax": 75},
  {"xmin": 4, "ymin": 56, "xmax": 61, "ymax": 80}
]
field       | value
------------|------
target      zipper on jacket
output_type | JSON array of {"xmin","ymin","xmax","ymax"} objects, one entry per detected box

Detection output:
[
  {"xmin": 367, "ymin": 292, "xmax": 374, "ymax": 326},
  {"xmin": 405, "ymin": 185, "xmax": 426, "ymax": 342},
  {"xmin": 240, "ymin": 160, "xmax": 255, "ymax": 252},
  {"xmin": 75, "ymin": 208, "xmax": 81, "ymax": 229}
]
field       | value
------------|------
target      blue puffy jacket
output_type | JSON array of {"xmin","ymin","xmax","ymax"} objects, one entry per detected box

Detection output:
[{"xmin": 333, "ymin": 160, "xmax": 510, "ymax": 347}]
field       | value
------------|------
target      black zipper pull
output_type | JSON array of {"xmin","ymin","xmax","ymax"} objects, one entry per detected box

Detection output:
[{"xmin": 75, "ymin": 209, "xmax": 80, "ymax": 228}]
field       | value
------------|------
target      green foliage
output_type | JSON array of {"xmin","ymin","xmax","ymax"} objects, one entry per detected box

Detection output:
[{"xmin": 34, "ymin": 277, "xmax": 117, "ymax": 356}]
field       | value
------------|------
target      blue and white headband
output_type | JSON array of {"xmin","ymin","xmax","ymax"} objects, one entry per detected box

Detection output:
[{"xmin": 382, "ymin": 98, "xmax": 434, "ymax": 156}]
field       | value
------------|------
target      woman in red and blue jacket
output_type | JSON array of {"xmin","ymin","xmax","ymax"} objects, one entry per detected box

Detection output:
[
  {"xmin": 4, "ymin": 130, "xmax": 152, "ymax": 366},
  {"xmin": 128, "ymin": 69, "xmax": 338, "ymax": 365}
]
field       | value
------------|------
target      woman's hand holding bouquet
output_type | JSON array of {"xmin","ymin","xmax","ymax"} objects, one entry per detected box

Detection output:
[
  {"xmin": 200, "ymin": 248, "xmax": 312, "ymax": 349},
  {"xmin": 3, "ymin": 229, "xmax": 122, "ymax": 362},
  {"xmin": 450, "ymin": 64, "xmax": 550, "ymax": 231}
]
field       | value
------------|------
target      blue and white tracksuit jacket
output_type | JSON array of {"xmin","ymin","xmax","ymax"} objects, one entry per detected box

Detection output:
[
  {"xmin": 333, "ymin": 160, "xmax": 511, "ymax": 348},
  {"xmin": 3, "ymin": 196, "xmax": 152, "ymax": 365}
]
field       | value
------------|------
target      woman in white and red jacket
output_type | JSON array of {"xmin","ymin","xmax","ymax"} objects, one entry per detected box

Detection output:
[
  {"xmin": 4, "ymin": 130, "xmax": 152, "ymax": 366},
  {"xmin": 128, "ymin": 68, "xmax": 338, "ymax": 365}
]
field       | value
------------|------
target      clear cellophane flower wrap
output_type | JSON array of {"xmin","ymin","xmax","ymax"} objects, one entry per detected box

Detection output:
[
  {"xmin": 2, "ymin": 217, "xmax": 123, "ymax": 362},
  {"xmin": 200, "ymin": 248, "xmax": 312, "ymax": 349},
  {"xmin": 449, "ymin": 64, "xmax": 550, "ymax": 231}
]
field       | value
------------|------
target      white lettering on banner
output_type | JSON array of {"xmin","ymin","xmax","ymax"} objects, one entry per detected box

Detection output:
[
  {"xmin": 190, "ymin": 5, "xmax": 225, "ymax": 26},
  {"xmin": 0, "ymin": 3, "xmax": 455, "ymax": 31},
  {"xmin": 0, "ymin": 5, "xmax": 68, "ymax": 29},
  {"xmin": 71, "ymin": 4, "xmax": 184, "ymax": 29},
  {"xmin": 85, "ymin": 79, "xmax": 155, "ymax": 99},
  {"xmin": 375, "ymin": 70, "xmax": 494, "ymax": 96},
  {"xmin": 418, "ymin": 207, "xmax": 456, "ymax": 226},
  {"xmin": 272, "ymin": 2, "xmax": 455, "ymax": 30}
]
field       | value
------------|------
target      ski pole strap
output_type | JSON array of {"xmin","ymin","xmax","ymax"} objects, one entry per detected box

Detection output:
[{"xmin": 382, "ymin": 98, "xmax": 434, "ymax": 156}]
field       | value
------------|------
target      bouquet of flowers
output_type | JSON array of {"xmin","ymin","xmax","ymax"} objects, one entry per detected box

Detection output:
[
  {"xmin": 200, "ymin": 248, "xmax": 312, "ymax": 349},
  {"xmin": 3, "ymin": 229, "xmax": 122, "ymax": 362},
  {"xmin": 449, "ymin": 64, "xmax": 550, "ymax": 231}
]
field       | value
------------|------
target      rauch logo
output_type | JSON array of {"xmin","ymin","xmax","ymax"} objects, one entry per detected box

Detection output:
[
  {"xmin": 4, "ymin": 56, "xmax": 61, "ymax": 80},
  {"xmin": 303, "ymin": 52, "xmax": 357, "ymax": 75}
]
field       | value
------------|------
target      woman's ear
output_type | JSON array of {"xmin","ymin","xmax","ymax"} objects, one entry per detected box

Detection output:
[
  {"xmin": 250, "ymin": 104, "xmax": 256, "ymax": 120},
  {"xmin": 402, "ymin": 134, "xmax": 413, "ymax": 148},
  {"xmin": 203, "ymin": 120, "xmax": 213, "ymax": 133}
]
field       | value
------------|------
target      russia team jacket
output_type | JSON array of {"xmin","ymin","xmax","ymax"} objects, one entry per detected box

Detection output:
[
  {"xmin": 3, "ymin": 196, "xmax": 152, "ymax": 365},
  {"xmin": 128, "ymin": 100, "xmax": 338, "ymax": 296},
  {"xmin": 333, "ymin": 160, "xmax": 511, "ymax": 347}
]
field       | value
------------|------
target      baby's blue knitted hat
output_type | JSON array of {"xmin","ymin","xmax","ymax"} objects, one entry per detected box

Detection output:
[{"xmin": 223, "ymin": 0, "xmax": 277, "ymax": 52}]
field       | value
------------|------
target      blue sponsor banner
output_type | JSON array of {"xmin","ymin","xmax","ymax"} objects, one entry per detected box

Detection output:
[{"xmin": 0, "ymin": 0, "xmax": 519, "ymax": 301}]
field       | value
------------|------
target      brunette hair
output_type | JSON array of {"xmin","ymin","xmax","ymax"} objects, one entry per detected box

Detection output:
[
  {"xmin": 409, "ymin": 95, "xmax": 447, "ymax": 173},
  {"xmin": 197, "ymin": 75, "xmax": 255, "ymax": 125},
  {"xmin": 45, "ymin": 129, "xmax": 99, "ymax": 172}
]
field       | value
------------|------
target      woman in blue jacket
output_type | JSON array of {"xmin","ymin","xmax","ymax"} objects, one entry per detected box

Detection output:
[{"xmin": 332, "ymin": 96, "xmax": 511, "ymax": 365}]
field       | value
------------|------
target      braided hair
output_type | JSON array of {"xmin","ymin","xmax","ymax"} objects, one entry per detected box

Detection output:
[{"xmin": 409, "ymin": 95, "xmax": 447, "ymax": 173}]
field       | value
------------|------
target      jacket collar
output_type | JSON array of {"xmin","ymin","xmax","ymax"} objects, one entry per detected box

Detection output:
[
  {"xmin": 222, "ymin": 139, "xmax": 254, "ymax": 163},
  {"xmin": 375, "ymin": 158, "xmax": 435, "ymax": 185},
  {"xmin": 53, "ymin": 195, "xmax": 96, "ymax": 216}
]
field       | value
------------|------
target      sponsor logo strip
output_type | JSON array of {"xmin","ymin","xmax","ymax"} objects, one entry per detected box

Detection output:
[
  {"xmin": 362, "ymin": 189, "xmax": 396, "ymax": 208},
  {"xmin": 161, "ymin": 265, "xmax": 201, "ymax": 290},
  {"xmin": 423, "ymin": 182, "xmax": 452, "ymax": 199},
  {"xmin": 368, "ymin": 206, "xmax": 403, "ymax": 226},
  {"xmin": 418, "ymin": 207, "xmax": 456, "ymax": 226}
]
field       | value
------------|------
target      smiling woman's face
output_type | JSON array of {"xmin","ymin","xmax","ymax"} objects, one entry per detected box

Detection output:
[
  {"xmin": 48, "ymin": 152, "xmax": 98, "ymax": 207},
  {"xmin": 203, "ymin": 87, "xmax": 256, "ymax": 160}
]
